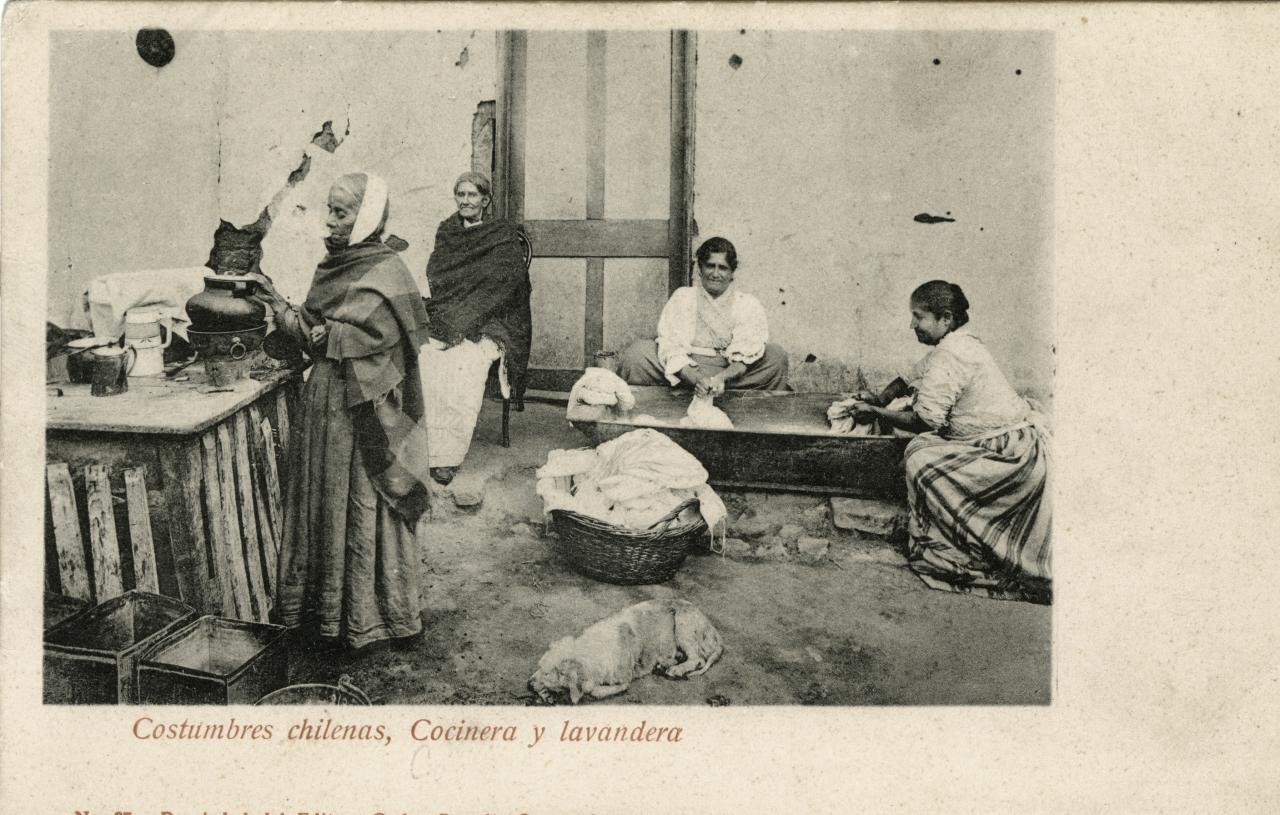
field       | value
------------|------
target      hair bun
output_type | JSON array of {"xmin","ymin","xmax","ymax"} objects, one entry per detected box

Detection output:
[{"xmin": 950, "ymin": 284, "xmax": 970, "ymax": 312}]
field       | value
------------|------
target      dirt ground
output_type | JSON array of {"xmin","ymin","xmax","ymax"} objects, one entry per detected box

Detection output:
[{"xmin": 289, "ymin": 398, "xmax": 1051, "ymax": 706}]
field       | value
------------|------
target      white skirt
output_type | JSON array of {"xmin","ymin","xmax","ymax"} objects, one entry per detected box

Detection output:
[{"xmin": 419, "ymin": 336, "xmax": 505, "ymax": 468}]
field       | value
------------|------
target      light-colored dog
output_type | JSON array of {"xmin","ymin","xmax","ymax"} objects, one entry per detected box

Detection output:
[{"xmin": 529, "ymin": 599, "xmax": 724, "ymax": 704}]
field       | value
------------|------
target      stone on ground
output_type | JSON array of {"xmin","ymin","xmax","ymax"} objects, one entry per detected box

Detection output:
[
  {"xmin": 731, "ymin": 512, "xmax": 779, "ymax": 540},
  {"xmin": 451, "ymin": 487, "xmax": 484, "ymax": 509},
  {"xmin": 776, "ymin": 523, "xmax": 804, "ymax": 543},
  {"xmin": 720, "ymin": 538, "xmax": 753, "ymax": 559},
  {"xmin": 830, "ymin": 496, "xmax": 905, "ymax": 537},
  {"xmin": 754, "ymin": 541, "xmax": 790, "ymax": 560},
  {"xmin": 797, "ymin": 536, "xmax": 830, "ymax": 561}
]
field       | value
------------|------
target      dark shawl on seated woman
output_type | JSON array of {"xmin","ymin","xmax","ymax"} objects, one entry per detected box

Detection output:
[
  {"xmin": 424, "ymin": 212, "xmax": 532, "ymax": 401},
  {"xmin": 302, "ymin": 236, "xmax": 433, "ymax": 525}
]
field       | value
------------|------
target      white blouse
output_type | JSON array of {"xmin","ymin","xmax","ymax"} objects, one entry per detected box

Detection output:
[
  {"xmin": 908, "ymin": 327, "xmax": 1030, "ymax": 439},
  {"xmin": 655, "ymin": 284, "xmax": 769, "ymax": 385}
]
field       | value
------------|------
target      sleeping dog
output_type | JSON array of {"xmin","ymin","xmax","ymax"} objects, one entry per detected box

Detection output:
[{"xmin": 529, "ymin": 599, "xmax": 724, "ymax": 704}]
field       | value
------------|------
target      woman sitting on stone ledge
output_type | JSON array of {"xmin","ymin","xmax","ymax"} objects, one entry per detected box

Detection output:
[{"xmin": 618, "ymin": 237, "xmax": 788, "ymax": 396}]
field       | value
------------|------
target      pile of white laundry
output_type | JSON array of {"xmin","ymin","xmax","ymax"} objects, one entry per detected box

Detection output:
[{"xmin": 536, "ymin": 428, "xmax": 727, "ymax": 547}]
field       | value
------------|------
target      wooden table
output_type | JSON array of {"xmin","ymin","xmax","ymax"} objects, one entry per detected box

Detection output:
[
  {"xmin": 45, "ymin": 366, "xmax": 302, "ymax": 622},
  {"xmin": 567, "ymin": 387, "xmax": 911, "ymax": 498}
]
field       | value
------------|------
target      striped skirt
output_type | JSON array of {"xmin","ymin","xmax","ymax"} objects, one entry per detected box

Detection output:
[{"xmin": 904, "ymin": 422, "xmax": 1052, "ymax": 604}]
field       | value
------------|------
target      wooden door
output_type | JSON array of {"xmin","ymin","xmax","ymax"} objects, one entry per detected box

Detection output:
[{"xmin": 495, "ymin": 31, "xmax": 695, "ymax": 392}]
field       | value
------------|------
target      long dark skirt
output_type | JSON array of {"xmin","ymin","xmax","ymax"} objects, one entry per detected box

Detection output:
[{"xmin": 275, "ymin": 358, "xmax": 423, "ymax": 648}]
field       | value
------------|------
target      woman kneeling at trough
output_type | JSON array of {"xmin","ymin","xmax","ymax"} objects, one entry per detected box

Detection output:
[
  {"xmin": 250, "ymin": 172, "xmax": 433, "ymax": 650},
  {"xmin": 419, "ymin": 171, "xmax": 532, "ymax": 486},
  {"xmin": 846, "ymin": 281, "xmax": 1052, "ymax": 604}
]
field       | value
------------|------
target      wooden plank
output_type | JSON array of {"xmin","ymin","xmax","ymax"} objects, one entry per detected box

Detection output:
[
  {"xmin": 214, "ymin": 422, "xmax": 253, "ymax": 620},
  {"xmin": 525, "ymin": 368, "xmax": 591, "ymax": 394},
  {"xmin": 495, "ymin": 30, "xmax": 528, "ymax": 223},
  {"xmin": 46, "ymin": 368, "xmax": 298, "ymax": 435},
  {"xmin": 522, "ymin": 219, "xmax": 669, "ymax": 258},
  {"xmin": 199, "ymin": 431, "xmax": 236, "ymax": 617},
  {"xmin": 275, "ymin": 388, "xmax": 292, "ymax": 484},
  {"xmin": 247, "ymin": 406, "xmax": 280, "ymax": 594},
  {"xmin": 123, "ymin": 467, "xmax": 159, "ymax": 593},
  {"xmin": 158, "ymin": 443, "xmax": 214, "ymax": 613},
  {"xmin": 582, "ymin": 31, "xmax": 609, "ymax": 364},
  {"xmin": 46, "ymin": 463, "xmax": 91, "ymax": 601},
  {"xmin": 83, "ymin": 464, "xmax": 124, "ymax": 602},
  {"xmin": 232, "ymin": 412, "xmax": 269, "ymax": 622},
  {"xmin": 585, "ymin": 31, "xmax": 608, "ymax": 220},
  {"xmin": 521, "ymin": 388, "xmax": 572, "ymax": 405},
  {"xmin": 669, "ymin": 30, "xmax": 697, "ymax": 293},
  {"xmin": 249, "ymin": 433, "xmax": 279, "ymax": 597},
  {"xmin": 584, "ymin": 258, "xmax": 605, "ymax": 364},
  {"xmin": 259, "ymin": 417, "xmax": 284, "ymax": 553}
]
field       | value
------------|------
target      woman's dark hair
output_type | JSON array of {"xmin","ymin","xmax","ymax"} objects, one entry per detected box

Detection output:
[
  {"xmin": 696, "ymin": 237, "xmax": 738, "ymax": 271},
  {"xmin": 911, "ymin": 280, "xmax": 970, "ymax": 328}
]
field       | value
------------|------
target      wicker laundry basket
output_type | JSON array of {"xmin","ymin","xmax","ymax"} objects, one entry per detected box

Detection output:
[{"xmin": 549, "ymin": 499, "xmax": 706, "ymax": 585}]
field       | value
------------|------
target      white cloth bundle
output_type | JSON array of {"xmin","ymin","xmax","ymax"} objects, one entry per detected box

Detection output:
[
  {"xmin": 568, "ymin": 367, "xmax": 636, "ymax": 410},
  {"xmin": 85, "ymin": 267, "xmax": 209, "ymax": 341},
  {"xmin": 827, "ymin": 394, "xmax": 913, "ymax": 435},
  {"xmin": 679, "ymin": 393, "xmax": 734, "ymax": 429}
]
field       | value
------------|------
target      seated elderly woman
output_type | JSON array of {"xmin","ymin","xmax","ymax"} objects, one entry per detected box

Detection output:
[
  {"xmin": 845, "ymin": 281, "xmax": 1051, "ymax": 604},
  {"xmin": 618, "ymin": 237, "xmax": 788, "ymax": 397},
  {"xmin": 419, "ymin": 171, "xmax": 532, "ymax": 485}
]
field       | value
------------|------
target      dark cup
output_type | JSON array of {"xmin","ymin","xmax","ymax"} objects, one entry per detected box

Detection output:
[
  {"xmin": 90, "ymin": 347, "xmax": 135, "ymax": 396},
  {"xmin": 66, "ymin": 349, "xmax": 98, "ymax": 384},
  {"xmin": 594, "ymin": 350, "xmax": 619, "ymax": 374}
]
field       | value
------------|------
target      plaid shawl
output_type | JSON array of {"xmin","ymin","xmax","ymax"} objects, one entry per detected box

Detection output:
[
  {"xmin": 424, "ymin": 213, "xmax": 532, "ymax": 400},
  {"xmin": 302, "ymin": 240, "xmax": 433, "ymax": 525}
]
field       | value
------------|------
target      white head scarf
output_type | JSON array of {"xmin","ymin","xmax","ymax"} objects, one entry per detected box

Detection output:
[{"xmin": 332, "ymin": 172, "xmax": 390, "ymax": 246}]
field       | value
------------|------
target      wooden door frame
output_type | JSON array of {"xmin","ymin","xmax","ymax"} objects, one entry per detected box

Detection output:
[{"xmin": 495, "ymin": 30, "xmax": 697, "ymax": 392}]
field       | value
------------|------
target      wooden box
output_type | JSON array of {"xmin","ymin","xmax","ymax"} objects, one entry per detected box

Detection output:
[
  {"xmin": 137, "ymin": 616, "xmax": 288, "ymax": 705},
  {"xmin": 43, "ymin": 590, "xmax": 197, "ymax": 704}
]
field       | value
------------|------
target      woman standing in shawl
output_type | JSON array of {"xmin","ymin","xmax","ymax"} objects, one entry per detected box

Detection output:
[
  {"xmin": 419, "ymin": 171, "xmax": 531, "ymax": 485},
  {"xmin": 250, "ymin": 172, "xmax": 433, "ymax": 649},
  {"xmin": 845, "ymin": 281, "xmax": 1052, "ymax": 603}
]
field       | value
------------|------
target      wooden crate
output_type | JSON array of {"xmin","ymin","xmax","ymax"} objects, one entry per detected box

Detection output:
[{"xmin": 44, "ymin": 370, "xmax": 298, "ymax": 622}]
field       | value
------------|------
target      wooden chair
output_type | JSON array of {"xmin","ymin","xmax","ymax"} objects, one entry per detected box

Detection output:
[{"xmin": 493, "ymin": 229, "xmax": 533, "ymax": 447}]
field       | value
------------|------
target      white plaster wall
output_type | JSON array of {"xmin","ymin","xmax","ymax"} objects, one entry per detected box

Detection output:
[
  {"xmin": 694, "ymin": 31, "xmax": 1054, "ymax": 398},
  {"xmin": 48, "ymin": 31, "xmax": 224, "ymax": 327},
  {"xmin": 218, "ymin": 30, "xmax": 496, "ymax": 303},
  {"xmin": 48, "ymin": 30, "xmax": 496, "ymax": 322}
]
